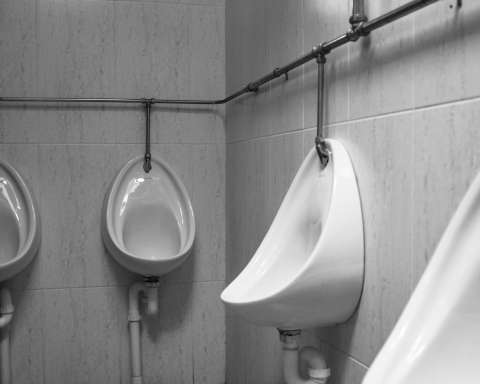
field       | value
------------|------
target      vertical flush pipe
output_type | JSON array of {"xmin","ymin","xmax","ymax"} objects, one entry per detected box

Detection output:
[
  {"xmin": 350, "ymin": 0, "xmax": 368, "ymax": 29},
  {"xmin": 280, "ymin": 330, "xmax": 330, "ymax": 384},
  {"xmin": 0, "ymin": 288, "xmax": 14, "ymax": 384},
  {"xmin": 128, "ymin": 281, "xmax": 159, "ymax": 384}
]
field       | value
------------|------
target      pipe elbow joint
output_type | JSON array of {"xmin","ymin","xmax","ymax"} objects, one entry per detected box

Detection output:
[
  {"xmin": 299, "ymin": 347, "xmax": 330, "ymax": 384},
  {"xmin": 280, "ymin": 331, "xmax": 330, "ymax": 384}
]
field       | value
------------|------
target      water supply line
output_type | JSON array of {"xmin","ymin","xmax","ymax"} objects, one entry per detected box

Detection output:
[
  {"xmin": 128, "ymin": 279, "xmax": 159, "ymax": 384},
  {"xmin": 350, "ymin": 0, "xmax": 368, "ymax": 29},
  {"xmin": 315, "ymin": 54, "xmax": 330, "ymax": 168},
  {"xmin": 0, "ymin": 288, "xmax": 14, "ymax": 384},
  {"xmin": 143, "ymin": 99, "xmax": 153, "ymax": 173},
  {"xmin": 279, "ymin": 330, "xmax": 330, "ymax": 384}
]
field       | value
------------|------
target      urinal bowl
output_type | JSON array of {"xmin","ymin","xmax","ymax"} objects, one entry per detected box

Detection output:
[
  {"xmin": 221, "ymin": 139, "xmax": 364, "ymax": 330},
  {"xmin": 102, "ymin": 155, "xmax": 195, "ymax": 277},
  {"xmin": 363, "ymin": 171, "xmax": 480, "ymax": 384},
  {"xmin": 0, "ymin": 161, "xmax": 40, "ymax": 282}
]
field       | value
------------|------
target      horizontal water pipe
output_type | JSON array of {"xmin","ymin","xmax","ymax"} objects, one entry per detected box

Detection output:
[{"xmin": 280, "ymin": 331, "xmax": 330, "ymax": 384}]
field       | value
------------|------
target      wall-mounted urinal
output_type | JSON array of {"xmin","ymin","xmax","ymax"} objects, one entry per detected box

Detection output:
[
  {"xmin": 363, "ymin": 172, "xmax": 480, "ymax": 384},
  {"xmin": 0, "ymin": 161, "xmax": 40, "ymax": 282},
  {"xmin": 103, "ymin": 154, "xmax": 196, "ymax": 384},
  {"xmin": 221, "ymin": 139, "xmax": 364, "ymax": 330},
  {"xmin": 102, "ymin": 155, "xmax": 195, "ymax": 278}
]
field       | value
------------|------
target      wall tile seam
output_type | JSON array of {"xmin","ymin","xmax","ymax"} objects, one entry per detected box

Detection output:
[
  {"xmin": 226, "ymin": 127, "xmax": 306, "ymax": 145},
  {"xmin": 319, "ymin": 339, "xmax": 369, "ymax": 369}
]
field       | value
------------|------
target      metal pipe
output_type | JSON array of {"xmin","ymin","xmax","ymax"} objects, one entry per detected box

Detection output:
[
  {"xmin": 350, "ymin": 0, "xmax": 367, "ymax": 28},
  {"xmin": 315, "ymin": 55, "xmax": 329, "ymax": 168},
  {"xmin": 0, "ymin": 0, "xmax": 442, "ymax": 108},
  {"xmin": 0, "ymin": 96, "xmax": 219, "ymax": 105}
]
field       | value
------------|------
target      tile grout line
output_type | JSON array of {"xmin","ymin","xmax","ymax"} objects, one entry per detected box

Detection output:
[{"xmin": 226, "ymin": 127, "xmax": 306, "ymax": 145}]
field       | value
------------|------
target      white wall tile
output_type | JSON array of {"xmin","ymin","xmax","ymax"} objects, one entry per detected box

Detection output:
[
  {"xmin": 192, "ymin": 282, "xmax": 226, "ymax": 384},
  {"xmin": 0, "ymin": 0, "xmax": 37, "ymax": 96},
  {"xmin": 10, "ymin": 290, "xmax": 45, "ymax": 384},
  {"xmin": 412, "ymin": 100, "xmax": 480, "ymax": 286},
  {"xmin": 413, "ymin": 0, "xmax": 480, "ymax": 108},
  {"xmin": 37, "ymin": 0, "xmax": 116, "ymax": 98},
  {"xmin": 348, "ymin": 0, "xmax": 415, "ymax": 119},
  {"xmin": 47, "ymin": 288, "xmax": 129, "ymax": 384}
]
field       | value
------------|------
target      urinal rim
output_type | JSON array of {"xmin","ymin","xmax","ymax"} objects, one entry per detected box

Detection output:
[
  {"xmin": 102, "ymin": 154, "xmax": 196, "ymax": 270},
  {"xmin": 222, "ymin": 139, "xmax": 356, "ymax": 306},
  {"xmin": 0, "ymin": 160, "xmax": 41, "ymax": 272}
]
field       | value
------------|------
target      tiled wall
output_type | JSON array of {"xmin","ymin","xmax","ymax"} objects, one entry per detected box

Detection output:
[
  {"xmin": 0, "ymin": 0, "xmax": 225, "ymax": 383},
  {"xmin": 225, "ymin": 0, "xmax": 480, "ymax": 383}
]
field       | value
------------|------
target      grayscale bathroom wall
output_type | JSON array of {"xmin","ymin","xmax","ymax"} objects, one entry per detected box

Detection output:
[
  {"xmin": 225, "ymin": 0, "xmax": 480, "ymax": 383},
  {"xmin": 0, "ymin": 1, "xmax": 225, "ymax": 383}
]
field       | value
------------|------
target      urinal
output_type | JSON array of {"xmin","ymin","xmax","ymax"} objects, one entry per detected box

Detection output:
[
  {"xmin": 363, "ymin": 172, "xmax": 480, "ymax": 384},
  {"xmin": 102, "ymin": 155, "xmax": 195, "ymax": 277},
  {"xmin": 0, "ymin": 161, "xmax": 40, "ymax": 282},
  {"xmin": 221, "ymin": 139, "xmax": 364, "ymax": 330}
]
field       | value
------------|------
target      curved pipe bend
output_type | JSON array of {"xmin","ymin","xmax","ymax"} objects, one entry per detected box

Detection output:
[{"xmin": 281, "ymin": 333, "xmax": 330, "ymax": 384}]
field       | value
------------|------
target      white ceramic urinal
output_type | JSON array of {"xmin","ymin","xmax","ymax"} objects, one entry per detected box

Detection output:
[
  {"xmin": 0, "ymin": 161, "xmax": 40, "ymax": 282},
  {"xmin": 221, "ymin": 139, "xmax": 364, "ymax": 330},
  {"xmin": 102, "ymin": 155, "xmax": 195, "ymax": 277},
  {"xmin": 363, "ymin": 172, "xmax": 480, "ymax": 384}
]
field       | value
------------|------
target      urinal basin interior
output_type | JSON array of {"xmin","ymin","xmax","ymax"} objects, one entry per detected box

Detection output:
[
  {"xmin": 0, "ymin": 161, "xmax": 40, "ymax": 282},
  {"xmin": 103, "ymin": 155, "xmax": 195, "ymax": 277},
  {"xmin": 221, "ymin": 140, "xmax": 364, "ymax": 330},
  {"xmin": 363, "ymin": 171, "xmax": 480, "ymax": 384}
]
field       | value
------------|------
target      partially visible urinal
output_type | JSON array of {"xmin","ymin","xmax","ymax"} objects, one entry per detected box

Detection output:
[
  {"xmin": 0, "ymin": 160, "xmax": 40, "ymax": 384},
  {"xmin": 363, "ymin": 172, "xmax": 480, "ymax": 384},
  {"xmin": 0, "ymin": 161, "xmax": 40, "ymax": 282},
  {"xmin": 221, "ymin": 139, "xmax": 364, "ymax": 330}
]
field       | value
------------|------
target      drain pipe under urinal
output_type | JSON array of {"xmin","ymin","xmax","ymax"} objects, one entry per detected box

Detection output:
[
  {"xmin": 0, "ymin": 288, "xmax": 14, "ymax": 384},
  {"xmin": 279, "ymin": 330, "xmax": 331, "ymax": 384},
  {"xmin": 128, "ymin": 279, "xmax": 159, "ymax": 384}
]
